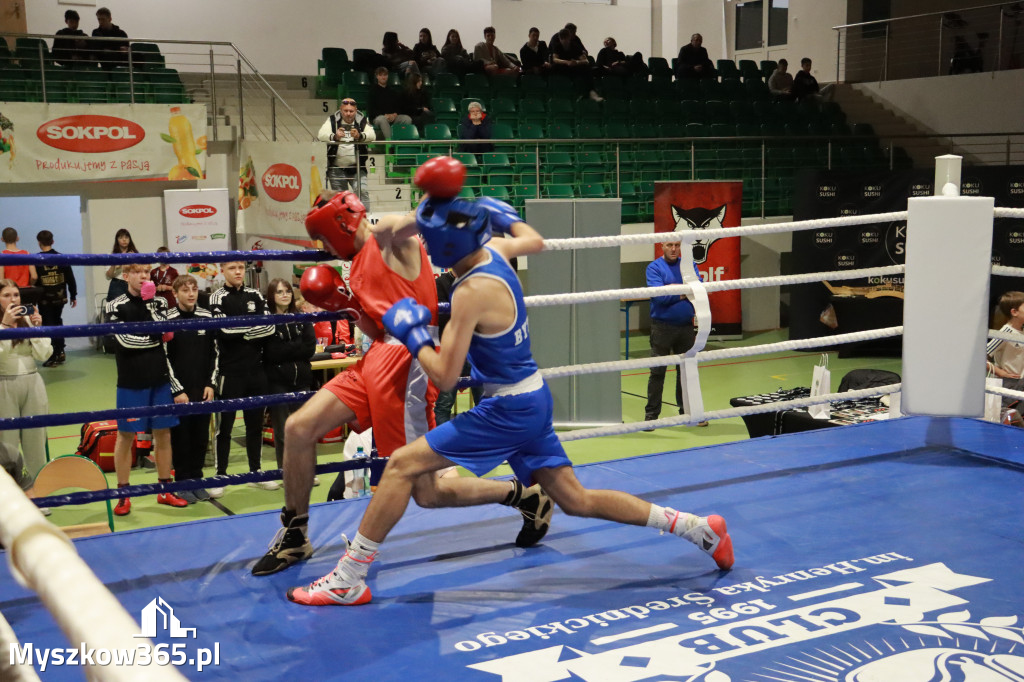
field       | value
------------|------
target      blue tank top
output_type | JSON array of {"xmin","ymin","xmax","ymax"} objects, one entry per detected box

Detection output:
[{"xmin": 451, "ymin": 246, "xmax": 537, "ymax": 385}]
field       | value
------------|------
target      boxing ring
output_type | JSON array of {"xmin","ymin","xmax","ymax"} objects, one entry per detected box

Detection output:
[{"xmin": 2, "ymin": 157, "xmax": 1024, "ymax": 681}]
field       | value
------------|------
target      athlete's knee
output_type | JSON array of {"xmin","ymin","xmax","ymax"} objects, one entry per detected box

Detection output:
[
  {"xmin": 283, "ymin": 410, "xmax": 318, "ymax": 445},
  {"xmin": 411, "ymin": 477, "xmax": 444, "ymax": 508}
]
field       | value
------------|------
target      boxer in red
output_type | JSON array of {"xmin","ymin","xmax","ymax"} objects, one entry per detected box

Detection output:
[{"xmin": 252, "ymin": 179, "xmax": 552, "ymax": 576}]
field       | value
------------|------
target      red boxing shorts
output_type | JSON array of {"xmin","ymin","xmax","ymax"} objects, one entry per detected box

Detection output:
[{"xmin": 323, "ymin": 339, "xmax": 437, "ymax": 457}]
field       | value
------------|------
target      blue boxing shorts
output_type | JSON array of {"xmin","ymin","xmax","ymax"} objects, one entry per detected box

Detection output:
[
  {"xmin": 116, "ymin": 383, "xmax": 179, "ymax": 432},
  {"xmin": 425, "ymin": 380, "xmax": 571, "ymax": 485}
]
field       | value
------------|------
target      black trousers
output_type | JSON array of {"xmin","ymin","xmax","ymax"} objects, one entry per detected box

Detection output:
[
  {"xmin": 645, "ymin": 319, "xmax": 695, "ymax": 419},
  {"xmin": 215, "ymin": 371, "xmax": 268, "ymax": 474},
  {"xmin": 171, "ymin": 413, "xmax": 210, "ymax": 481},
  {"xmin": 38, "ymin": 302, "xmax": 65, "ymax": 356}
]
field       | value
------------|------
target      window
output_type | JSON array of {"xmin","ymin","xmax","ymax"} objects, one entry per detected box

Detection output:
[
  {"xmin": 768, "ymin": 0, "xmax": 788, "ymax": 47},
  {"xmin": 736, "ymin": 0, "xmax": 789, "ymax": 50}
]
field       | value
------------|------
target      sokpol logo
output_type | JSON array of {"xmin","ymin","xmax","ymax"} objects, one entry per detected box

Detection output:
[
  {"xmin": 37, "ymin": 115, "xmax": 145, "ymax": 153},
  {"xmin": 261, "ymin": 163, "xmax": 302, "ymax": 203},
  {"xmin": 179, "ymin": 204, "xmax": 216, "ymax": 219}
]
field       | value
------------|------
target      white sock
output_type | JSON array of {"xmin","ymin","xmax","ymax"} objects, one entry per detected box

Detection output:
[
  {"xmin": 336, "ymin": 532, "xmax": 379, "ymax": 582},
  {"xmin": 647, "ymin": 504, "xmax": 699, "ymax": 537}
]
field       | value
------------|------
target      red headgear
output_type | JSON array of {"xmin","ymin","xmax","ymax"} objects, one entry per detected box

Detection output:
[{"xmin": 305, "ymin": 191, "xmax": 366, "ymax": 260}]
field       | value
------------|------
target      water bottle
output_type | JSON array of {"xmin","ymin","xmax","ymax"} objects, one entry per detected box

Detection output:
[{"xmin": 355, "ymin": 446, "xmax": 371, "ymax": 497}]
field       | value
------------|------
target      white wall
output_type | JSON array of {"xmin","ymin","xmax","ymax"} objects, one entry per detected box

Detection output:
[
  {"xmin": 856, "ymin": 69, "xmax": 1024, "ymax": 135},
  {"xmin": 491, "ymin": 0, "xmax": 653, "ymax": 60},
  {"xmin": 25, "ymin": 0, "xmax": 492, "ymax": 75}
]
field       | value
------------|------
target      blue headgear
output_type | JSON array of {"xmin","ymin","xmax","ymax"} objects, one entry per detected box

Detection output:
[{"xmin": 415, "ymin": 197, "xmax": 492, "ymax": 267}]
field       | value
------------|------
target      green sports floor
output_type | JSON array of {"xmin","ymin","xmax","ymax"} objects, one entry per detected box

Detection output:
[{"xmin": 36, "ymin": 330, "xmax": 901, "ymax": 534}]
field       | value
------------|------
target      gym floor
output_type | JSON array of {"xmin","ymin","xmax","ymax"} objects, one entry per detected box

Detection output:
[{"xmin": 38, "ymin": 329, "xmax": 902, "ymax": 533}]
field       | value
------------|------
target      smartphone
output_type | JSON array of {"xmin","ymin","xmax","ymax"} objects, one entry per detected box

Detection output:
[{"xmin": 16, "ymin": 304, "xmax": 35, "ymax": 316}]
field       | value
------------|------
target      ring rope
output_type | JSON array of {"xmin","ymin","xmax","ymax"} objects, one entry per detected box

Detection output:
[
  {"xmin": 0, "ymin": 310, "xmax": 348, "ymax": 341},
  {"xmin": 992, "ymin": 265, "xmax": 1024, "ymax": 277},
  {"xmin": 985, "ymin": 385, "xmax": 1024, "ymax": 401},
  {"xmin": 994, "ymin": 207, "xmax": 1024, "ymax": 218},
  {"xmin": 0, "ymin": 248, "xmax": 327, "ymax": 267},
  {"xmin": 0, "ymin": 392, "xmax": 313, "ymax": 432},
  {"xmin": 33, "ymin": 459, "xmax": 384, "ymax": 508},
  {"xmin": 522, "ymin": 265, "xmax": 906, "ymax": 308},
  {"xmin": 988, "ymin": 329, "xmax": 1024, "ymax": 346},
  {"xmin": 542, "ymin": 327, "xmax": 903, "ymax": 380},
  {"xmin": 558, "ymin": 384, "xmax": 902, "ymax": 441},
  {"xmin": 540, "ymin": 212, "xmax": 910, "ymax": 251}
]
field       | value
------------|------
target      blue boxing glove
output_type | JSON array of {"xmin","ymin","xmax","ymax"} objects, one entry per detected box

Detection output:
[
  {"xmin": 383, "ymin": 297, "xmax": 434, "ymax": 357},
  {"xmin": 477, "ymin": 196, "xmax": 523, "ymax": 235}
]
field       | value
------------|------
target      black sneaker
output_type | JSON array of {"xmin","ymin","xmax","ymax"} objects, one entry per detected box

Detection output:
[
  {"xmin": 252, "ymin": 514, "xmax": 313, "ymax": 576},
  {"xmin": 42, "ymin": 356, "xmax": 59, "ymax": 368},
  {"xmin": 515, "ymin": 485, "xmax": 553, "ymax": 548},
  {"xmin": 56, "ymin": 352, "xmax": 66, "ymax": 365}
]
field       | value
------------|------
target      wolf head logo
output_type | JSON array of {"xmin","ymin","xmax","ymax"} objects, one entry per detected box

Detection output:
[{"xmin": 671, "ymin": 204, "xmax": 726, "ymax": 264}]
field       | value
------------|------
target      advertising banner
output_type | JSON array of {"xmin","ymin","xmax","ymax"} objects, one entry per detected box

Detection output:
[
  {"xmin": 654, "ymin": 180, "xmax": 743, "ymax": 338},
  {"xmin": 790, "ymin": 165, "xmax": 1024, "ymax": 352},
  {"xmin": 163, "ymin": 188, "xmax": 230, "ymax": 290},
  {"xmin": 237, "ymin": 140, "xmax": 321, "ymax": 240},
  {"xmin": 0, "ymin": 103, "xmax": 206, "ymax": 183}
]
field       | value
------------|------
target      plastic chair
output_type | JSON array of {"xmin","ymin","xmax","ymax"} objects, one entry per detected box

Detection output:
[
  {"xmin": 648, "ymin": 57, "xmax": 672, "ymax": 79},
  {"xmin": 716, "ymin": 60, "xmax": 740, "ymax": 80},
  {"xmin": 544, "ymin": 184, "xmax": 576, "ymax": 199},
  {"xmin": 31, "ymin": 455, "xmax": 115, "ymax": 538},
  {"xmin": 481, "ymin": 185, "xmax": 511, "ymax": 200}
]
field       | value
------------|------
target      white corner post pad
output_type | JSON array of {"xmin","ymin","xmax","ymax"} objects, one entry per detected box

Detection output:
[
  {"xmin": 679, "ymin": 246, "xmax": 708, "ymax": 421},
  {"xmin": 902, "ymin": 195, "xmax": 994, "ymax": 417}
]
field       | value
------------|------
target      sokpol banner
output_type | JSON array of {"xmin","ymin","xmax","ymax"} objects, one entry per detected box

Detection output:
[
  {"xmin": 163, "ymin": 188, "xmax": 231, "ymax": 289},
  {"xmin": 0, "ymin": 103, "xmax": 207, "ymax": 182},
  {"xmin": 236, "ymin": 140, "xmax": 322, "ymax": 239}
]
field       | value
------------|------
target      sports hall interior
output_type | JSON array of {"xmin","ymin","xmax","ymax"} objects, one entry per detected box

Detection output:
[{"xmin": 1, "ymin": 0, "xmax": 1022, "ymax": 533}]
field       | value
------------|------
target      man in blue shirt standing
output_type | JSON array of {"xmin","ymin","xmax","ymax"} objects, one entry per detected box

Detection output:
[{"xmin": 644, "ymin": 240, "xmax": 706, "ymax": 429}]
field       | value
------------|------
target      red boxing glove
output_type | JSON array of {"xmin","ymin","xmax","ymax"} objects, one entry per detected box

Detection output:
[
  {"xmin": 300, "ymin": 264, "xmax": 361, "ymax": 318},
  {"xmin": 140, "ymin": 281, "xmax": 156, "ymax": 301},
  {"xmin": 162, "ymin": 332, "xmax": 175, "ymax": 343},
  {"xmin": 414, "ymin": 156, "xmax": 466, "ymax": 199}
]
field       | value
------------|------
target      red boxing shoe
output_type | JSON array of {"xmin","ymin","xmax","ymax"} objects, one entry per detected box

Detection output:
[
  {"xmin": 114, "ymin": 497, "xmax": 131, "ymax": 516},
  {"xmin": 157, "ymin": 492, "xmax": 188, "ymax": 508}
]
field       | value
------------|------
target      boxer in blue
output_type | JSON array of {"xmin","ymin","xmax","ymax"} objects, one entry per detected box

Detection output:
[{"xmin": 287, "ymin": 173, "xmax": 734, "ymax": 607}]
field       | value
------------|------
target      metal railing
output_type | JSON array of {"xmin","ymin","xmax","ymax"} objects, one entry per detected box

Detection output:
[
  {"xmin": 0, "ymin": 32, "xmax": 315, "ymax": 142},
  {"xmin": 834, "ymin": 2, "xmax": 1024, "ymax": 83},
  {"xmin": 367, "ymin": 131, "xmax": 1024, "ymax": 220}
]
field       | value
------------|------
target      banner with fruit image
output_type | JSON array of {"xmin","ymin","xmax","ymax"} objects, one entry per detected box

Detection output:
[
  {"xmin": 236, "ymin": 140, "xmax": 321, "ymax": 240},
  {"xmin": 0, "ymin": 102, "xmax": 206, "ymax": 182}
]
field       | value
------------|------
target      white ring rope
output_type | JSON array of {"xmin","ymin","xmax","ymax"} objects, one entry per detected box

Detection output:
[
  {"xmin": 523, "ymin": 265, "xmax": 906, "ymax": 308},
  {"xmin": 987, "ymin": 329, "xmax": 1024, "ymax": 347},
  {"xmin": 994, "ymin": 207, "xmax": 1024, "ymax": 219},
  {"xmin": 541, "ymin": 212, "xmax": 910, "ymax": 251},
  {"xmin": 985, "ymin": 385, "xmax": 1024, "ymax": 401},
  {"xmin": 557, "ymin": 384, "xmax": 902, "ymax": 441},
  {"xmin": 0, "ymin": 471, "xmax": 186, "ymax": 681},
  {"xmin": 992, "ymin": 265, "xmax": 1024, "ymax": 277},
  {"xmin": 543, "ymin": 327, "xmax": 903, "ymax": 379}
]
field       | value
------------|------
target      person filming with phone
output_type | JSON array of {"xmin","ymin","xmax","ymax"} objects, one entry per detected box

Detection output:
[
  {"xmin": 318, "ymin": 97, "xmax": 376, "ymax": 212},
  {"xmin": 0, "ymin": 278, "xmax": 52, "ymax": 493}
]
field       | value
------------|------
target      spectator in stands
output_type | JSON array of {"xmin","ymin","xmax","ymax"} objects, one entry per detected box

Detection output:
[
  {"xmin": 105, "ymin": 228, "xmax": 137, "ymax": 302},
  {"xmin": 35, "ymin": 230, "xmax": 77, "ymax": 368},
  {"xmin": 91, "ymin": 7, "xmax": 128, "ymax": 70},
  {"xmin": 0, "ymin": 278, "xmax": 51, "ymax": 494},
  {"xmin": 382, "ymin": 31, "xmax": 418, "ymax": 79},
  {"xmin": 400, "ymin": 72, "xmax": 435, "ymax": 131},
  {"xmin": 441, "ymin": 29, "xmax": 472, "ymax": 75},
  {"xmin": 104, "ymin": 264, "xmax": 188, "ymax": 515},
  {"xmin": 792, "ymin": 57, "xmax": 835, "ymax": 102},
  {"xmin": 264, "ymin": 278, "xmax": 315, "ymax": 471},
  {"xmin": 550, "ymin": 27, "xmax": 590, "ymax": 76},
  {"xmin": 369, "ymin": 66, "xmax": 412, "ymax": 140},
  {"xmin": 457, "ymin": 100, "xmax": 494, "ymax": 155},
  {"xmin": 209, "ymin": 261, "xmax": 276, "ymax": 492},
  {"xmin": 166, "ymin": 274, "xmax": 218, "ymax": 503},
  {"xmin": 150, "ymin": 246, "xmax": 179, "ymax": 310},
  {"xmin": 52, "ymin": 10, "xmax": 90, "ymax": 67},
  {"xmin": 413, "ymin": 28, "xmax": 445, "ymax": 76},
  {"xmin": 474, "ymin": 26, "xmax": 520, "ymax": 76},
  {"xmin": 675, "ymin": 33, "xmax": 716, "ymax": 80},
  {"xmin": 0, "ymin": 228, "xmax": 37, "ymax": 288},
  {"xmin": 549, "ymin": 22, "xmax": 588, "ymax": 60},
  {"xmin": 595, "ymin": 36, "xmax": 647, "ymax": 77},
  {"xmin": 317, "ymin": 98, "xmax": 376, "ymax": 211},
  {"xmin": 520, "ymin": 27, "xmax": 550, "ymax": 75},
  {"xmin": 768, "ymin": 58, "xmax": 794, "ymax": 100}
]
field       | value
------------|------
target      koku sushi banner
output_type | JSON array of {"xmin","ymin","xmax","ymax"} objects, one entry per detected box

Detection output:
[
  {"xmin": 0, "ymin": 103, "xmax": 207, "ymax": 182},
  {"xmin": 236, "ymin": 140, "xmax": 322, "ymax": 240}
]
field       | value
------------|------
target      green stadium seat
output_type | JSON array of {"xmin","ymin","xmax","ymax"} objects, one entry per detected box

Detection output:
[
  {"xmin": 490, "ymin": 122, "xmax": 516, "ymax": 154},
  {"xmin": 716, "ymin": 60, "xmax": 739, "ymax": 80},
  {"xmin": 575, "ymin": 97, "xmax": 603, "ymax": 123},
  {"xmin": 481, "ymin": 185, "xmax": 511, "ymax": 200},
  {"xmin": 545, "ymin": 184, "xmax": 575, "ymax": 199},
  {"xmin": 647, "ymin": 57, "xmax": 672, "ymax": 79}
]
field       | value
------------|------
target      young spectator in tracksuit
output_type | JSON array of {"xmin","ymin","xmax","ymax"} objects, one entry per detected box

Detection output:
[
  {"xmin": 263, "ymin": 278, "xmax": 315, "ymax": 470},
  {"xmin": 208, "ymin": 261, "xmax": 275, "ymax": 490},
  {"xmin": 166, "ymin": 274, "xmax": 219, "ymax": 502},
  {"xmin": 35, "ymin": 230, "xmax": 77, "ymax": 367},
  {"xmin": 104, "ymin": 263, "xmax": 188, "ymax": 516}
]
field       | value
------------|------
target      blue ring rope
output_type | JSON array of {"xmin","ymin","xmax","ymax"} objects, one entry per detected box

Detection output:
[
  {"xmin": 0, "ymin": 249, "xmax": 331, "ymax": 266},
  {"xmin": 33, "ymin": 458, "xmax": 389, "ymax": 508}
]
